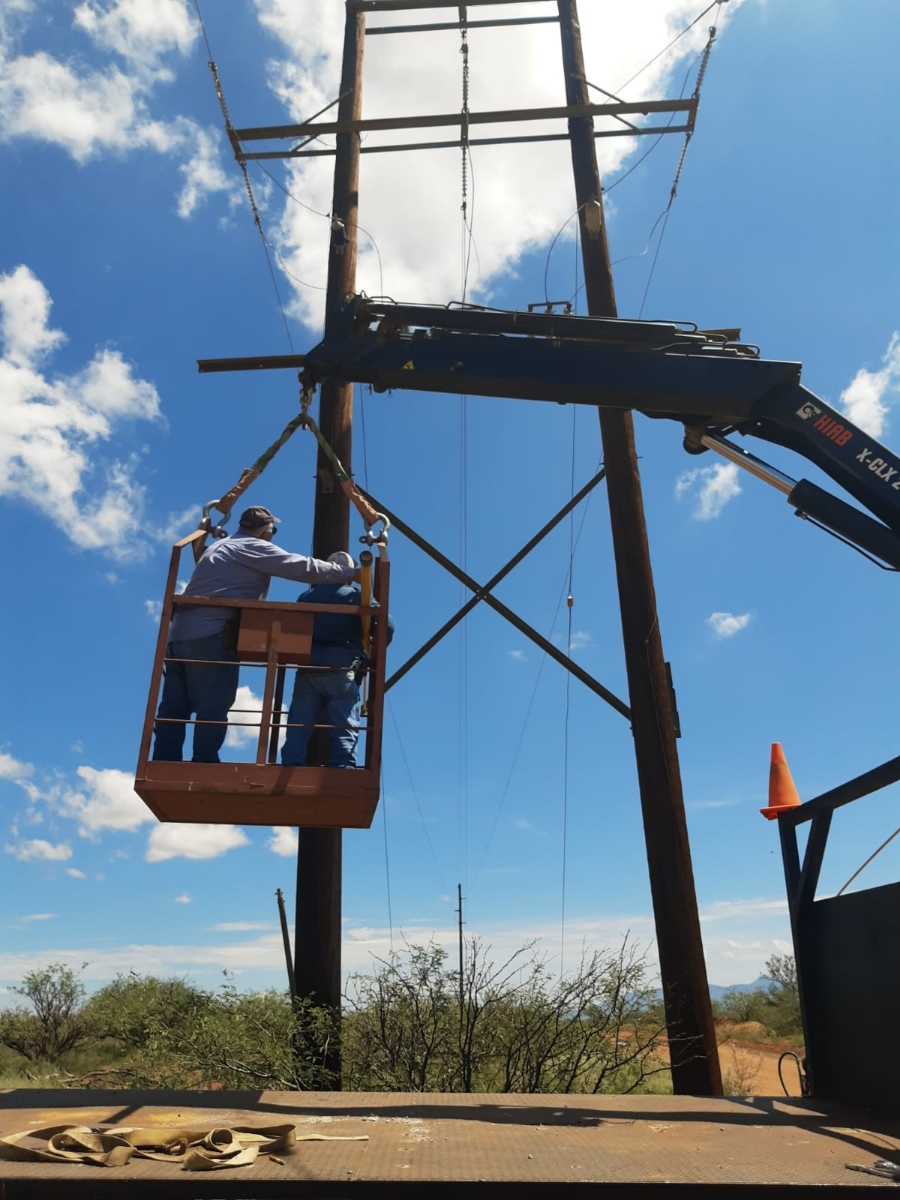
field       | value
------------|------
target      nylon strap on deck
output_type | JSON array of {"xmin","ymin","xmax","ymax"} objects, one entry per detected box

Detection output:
[{"xmin": 0, "ymin": 1122, "xmax": 367, "ymax": 1170}]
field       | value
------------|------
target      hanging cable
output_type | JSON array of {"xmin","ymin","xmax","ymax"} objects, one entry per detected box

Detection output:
[
  {"xmin": 614, "ymin": 0, "xmax": 728, "ymax": 94},
  {"xmin": 637, "ymin": 25, "xmax": 717, "ymax": 317},
  {"xmin": 387, "ymin": 698, "xmax": 448, "ymax": 895},
  {"xmin": 380, "ymin": 765, "xmax": 394, "ymax": 951},
  {"xmin": 193, "ymin": 4, "xmax": 295, "ymax": 350},
  {"xmin": 471, "ymin": 460, "xmax": 603, "ymax": 890},
  {"xmin": 256, "ymin": 161, "xmax": 387, "ymax": 299},
  {"xmin": 837, "ymin": 824, "xmax": 900, "ymax": 896},
  {"xmin": 560, "ymin": 405, "xmax": 578, "ymax": 975},
  {"xmin": 457, "ymin": 4, "xmax": 472, "ymax": 890}
]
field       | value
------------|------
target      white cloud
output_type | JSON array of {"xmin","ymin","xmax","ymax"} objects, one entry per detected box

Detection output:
[
  {"xmin": 223, "ymin": 685, "xmax": 288, "ymax": 754},
  {"xmin": 507, "ymin": 649, "xmax": 527, "ymax": 662},
  {"xmin": 699, "ymin": 898, "xmax": 788, "ymax": 925},
  {"xmin": 174, "ymin": 892, "xmax": 191, "ymax": 904},
  {"xmin": 0, "ymin": 3, "xmax": 238, "ymax": 215},
  {"xmin": 154, "ymin": 506, "xmax": 200, "ymax": 545},
  {"xmin": 568, "ymin": 630, "xmax": 592, "ymax": 651},
  {"xmin": 73, "ymin": 0, "xmax": 197, "ymax": 77},
  {"xmin": 5, "ymin": 839, "xmax": 72, "ymax": 862},
  {"xmin": 688, "ymin": 798, "xmax": 741, "ymax": 810},
  {"xmin": 144, "ymin": 599, "xmax": 163, "ymax": 622},
  {"xmin": 0, "ymin": 751, "xmax": 32, "ymax": 781},
  {"xmin": 252, "ymin": 0, "xmax": 743, "ymax": 327},
  {"xmin": 706, "ymin": 611, "xmax": 751, "ymax": 639},
  {"xmin": 675, "ymin": 462, "xmax": 742, "ymax": 520},
  {"xmin": 214, "ymin": 921, "xmax": 272, "ymax": 932},
  {"xmin": 177, "ymin": 127, "xmax": 235, "ymax": 218},
  {"xmin": 0, "ymin": 892, "xmax": 789, "ymax": 990},
  {"xmin": 145, "ymin": 823, "xmax": 250, "ymax": 862},
  {"xmin": 0, "ymin": 265, "xmax": 162, "ymax": 559},
  {"xmin": 268, "ymin": 826, "xmax": 298, "ymax": 857},
  {"xmin": 66, "ymin": 868, "xmax": 86, "ymax": 879},
  {"xmin": 224, "ymin": 684, "xmax": 263, "ymax": 748},
  {"xmin": 62, "ymin": 766, "xmax": 154, "ymax": 836},
  {"xmin": 839, "ymin": 332, "xmax": 900, "ymax": 438},
  {"xmin": 71, "ymin": 740, "xmax": 85, "ymax": 754}
]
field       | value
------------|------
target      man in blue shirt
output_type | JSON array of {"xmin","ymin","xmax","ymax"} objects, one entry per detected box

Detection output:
[
  {"xmin": 281, "ymin": 551, "xmax": 394, "ymax": 769},
  {"xmin": 152, "ymin": 507, "xmax": 358, "ymax": 764}
]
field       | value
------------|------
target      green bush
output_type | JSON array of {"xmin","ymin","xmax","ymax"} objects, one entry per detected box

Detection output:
[
  {"xmin": 84, "ymin": 972, "xmax": 210, "ymax": 1050},
  {"xmin": 0, "ymin": 964, "xmax": 92, "ymax": 1064},
  {"xmin": 131, "ymin": 974, "xmax": 338, "ymax": 1091}
]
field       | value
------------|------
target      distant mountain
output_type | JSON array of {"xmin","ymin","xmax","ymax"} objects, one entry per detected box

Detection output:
[{"xmin": 709, "ymin": 977, "xmax": 768, "ymax": 1001}]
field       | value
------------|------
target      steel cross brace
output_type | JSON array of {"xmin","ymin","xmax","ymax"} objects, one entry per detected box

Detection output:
[{"xmin": 358, "ymin": 476, "xmax": 632, "ymax": 721}]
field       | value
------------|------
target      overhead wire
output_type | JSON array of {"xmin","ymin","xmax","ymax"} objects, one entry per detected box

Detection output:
[
  {"xmin": 560, "ymin": 400, "xmax": 578, "ymax": 975},
  {"xmin": 252, "ymin": 163, "xmax": 386, "ymax": 299},
  {"xmin": 193, "ymin": 0, "xmax": 295, "ymax": 350},
  {"xmin": 380, "ymin": 766, "xmax": 394, "ymax": 951},
  {"xmin": 836, "ymin": 824, "xmax": 900, "ymax": 896},
  {"xmin": 547, "ymin": 1, "xmax": 726, "ymax": 304},
  {"xmin": 568, "ymin": 52, "xmax": 701, "ymax": 308},
  {"xmin": 458, "ymin": 6, "xmax": 472, "ymax": 890},
  {"xmin": 614, "ymin": 0, "xmax": 727, "ymax": 94},
  {"xmin": 387, "ymin": 698, "xmax": 448, "ymax": 896},
  {"xmin": 470, "ymin": 460, "xmax": 603, "ymax": 891},
  {"xmin": 356, "ymin": 383, "xmax": 391, "ymax": 945},
  {"xmin": 637, "ymin": 19, "xmax": 720, "ymax": 317}
]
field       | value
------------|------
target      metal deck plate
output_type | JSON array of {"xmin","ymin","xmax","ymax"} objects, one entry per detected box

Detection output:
[{"xmin": 2, "ymin": 1090, "xmax": 899, "ymax": 1193}]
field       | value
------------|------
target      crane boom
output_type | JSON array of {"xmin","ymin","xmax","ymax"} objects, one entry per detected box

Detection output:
[{"xmin": 301, "ymin": 297, "xmax": 900, "ymax": 570}]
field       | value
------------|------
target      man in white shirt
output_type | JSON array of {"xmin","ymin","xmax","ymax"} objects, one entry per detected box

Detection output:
[{"xmin": 152, "ymin": 506, "xmax": 357, "ymax": 763}]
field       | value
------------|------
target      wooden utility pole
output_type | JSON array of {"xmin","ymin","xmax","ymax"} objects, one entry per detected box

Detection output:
[
  {"xmin": 557, "ymin": 0, "xmax": 722, "ymax": 1096},
  {"xmin": 293, "ymin": 5, "xmax": 366, "ymax": 1072}
]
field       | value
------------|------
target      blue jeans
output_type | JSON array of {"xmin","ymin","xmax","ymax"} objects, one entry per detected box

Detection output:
[
  {"xmin": 282, "ymin": 656, "xmax": 361, "ymax": 769},
  {"xmin": 152, "ymin": 632, "xmax": 239, "ymax": 763}
]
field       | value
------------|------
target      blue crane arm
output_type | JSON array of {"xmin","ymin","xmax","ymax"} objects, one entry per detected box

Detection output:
[{"xmin": 302, "ymin": 297, "xmax": 900, "ymax": 569}]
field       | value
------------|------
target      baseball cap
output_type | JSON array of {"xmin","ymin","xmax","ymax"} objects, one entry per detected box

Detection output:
[{"xmin": 238, "ymin": 505, "xmax": 281, "ymax": 529}]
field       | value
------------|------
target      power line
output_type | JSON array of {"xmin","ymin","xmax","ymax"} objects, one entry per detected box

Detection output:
[
  {"xmin": 614, "ymin": 0, "xmax": 727, "ymax": 94},
  {"xmin": 387, "ymin": 697, "xmax": 448, "ymax": 895},
  {"xmin": 837, "ymin": 824, "xmax": 900, "ymax": 896},
  {"xmin": 637, "ymin": 27, "xmax": 717, "ymax": 317},
  {"xmin": 193, "ymin": 1, "xmax": 295, "ymax": 349},
  {"xmin": 254, "ymin": 163, "xmax": 386, "ymax": 298},
  {"xmin": 471, "ymin": 460, "xmax": 603, "ymax": 889},
  {"xmin": 380, "ymin": 766, "xmax": 394, "ymax": 950},
  {"xmin": 560, "ymin": 406, "xmax": 578, "ymax": 975}
]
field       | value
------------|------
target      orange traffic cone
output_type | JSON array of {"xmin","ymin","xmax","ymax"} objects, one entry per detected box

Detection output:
[{"xmin": 760, "ymin": 742, "xmax": 802, "ymax": 820}]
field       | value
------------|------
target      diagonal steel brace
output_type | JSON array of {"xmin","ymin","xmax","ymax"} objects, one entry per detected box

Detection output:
[
  {"xmin": 358, "ymin": 482, "xmax": 631, "ymax": 721},
  {"xmin": 379, "ymin": 468, "xmax": 606, "ymax": 689}
]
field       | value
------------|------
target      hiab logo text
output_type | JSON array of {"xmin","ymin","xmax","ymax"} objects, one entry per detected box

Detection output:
[{"xmin": 796, "ymin": 401, "xmax": 822, "ymax": 420}]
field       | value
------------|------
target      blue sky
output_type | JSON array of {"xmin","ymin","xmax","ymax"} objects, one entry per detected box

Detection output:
[{"xmin": 1, "ymin": 0, "xmax": 898, "ymax": 1003}]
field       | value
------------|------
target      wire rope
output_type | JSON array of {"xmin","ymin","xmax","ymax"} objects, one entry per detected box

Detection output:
[
  {"xmin": 387, "ymin": 698, "xmax": 448, "ymax": 895},
  {"xmin": 560, "ymin": 404, "xmax": 578, "ymax": 975},
  {"xmin": 636, "ymin": 20, "xmax": 720, "ymax": 316},
  {"xmin": 380, "ymin": 765, "xmax": 394, "ymax": 951},
  {"xmin": 836, "ymin": 824, "xmax": 900, "ymax": 896},
  {"xmin": 457, "ymin": 7, "xmax": 472, "ymax": 891},
  {"xmin": 614, "ymin": 0, "xmax": 727, "ymax": 94},
  {"xmin": 193, "ymin": 1, "xmax": 295, "ymax": 348},
  {"xmin": 470, "ymin": 461, "xmax": 603, "ymax": 891}
]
